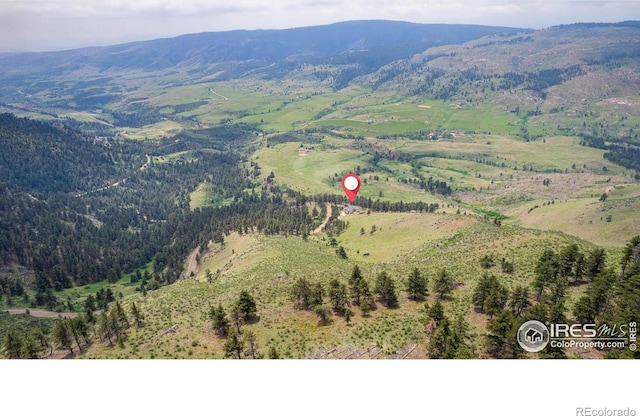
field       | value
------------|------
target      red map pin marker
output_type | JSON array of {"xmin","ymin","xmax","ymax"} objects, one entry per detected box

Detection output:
[{"xmin": 341, "ymin": 173, "xmax": 361, "ymax": 202}]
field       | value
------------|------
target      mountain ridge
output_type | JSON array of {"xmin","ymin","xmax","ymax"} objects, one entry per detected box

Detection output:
[{"xmin": 0, "ymin": 20, "xmax": 528, "ymax": 77}]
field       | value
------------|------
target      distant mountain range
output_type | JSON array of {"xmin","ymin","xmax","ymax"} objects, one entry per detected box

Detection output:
[
  {"xmin": 2, "ymin": 19, "xmax": 640, "ymax": 141},
  {"xmin": 0, "ymin": 21, "xmax": 526, "ymax": 75}
]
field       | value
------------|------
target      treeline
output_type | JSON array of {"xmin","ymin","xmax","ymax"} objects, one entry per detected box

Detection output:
[
  {"xmin": 579, "ymin": 134, "xmax": 640, "ymax": 176},
  {"xmin": 603, "ymin": 146, "xmax": 640, "ymax": 174},
  {"xmin": 311, "ymin": 193, "xmax": 440, "ymax": 213}
]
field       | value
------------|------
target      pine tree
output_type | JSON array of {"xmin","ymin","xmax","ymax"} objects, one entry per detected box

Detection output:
[
  {"xmin": 52, "ymin": 319, "xmax": 73, "ymax": 354},
  {"xmin": 559, "ymin": 244, "xmax": 580, "ymax": 278},
  {"xmin": 96, "ymin": 311, "xmax": 113, "ymax": 345},
  {"xmin": 114, "ymin": 301, "xmax": 130, "ymax": 330},
  {"xmin": 374, "ymin": 271, "xmax": 399, "ymax": 308},
  {"xmin": 406, "ymin": 267, "xmax": 428, "ymax": 300},
  {"xmin": 349, "ymin": 265, "xmax": 364, "ymax": 305},
  {"xmin": 344, "ymin": 308, "xmax": 354, "ymax": 324},
  {"xmin": 309, "ymin": 282, "xmax": 324, "ymax": 309},
  {"xmin": 586, "ymin": 247, "xmax": 606, "ymax": 280},
  {"xmin": 315, "ymin": 305, "xmax": 332, "ymax": 325},
  {"xmin": 328, "ymin": 278, "xmax": 348, "ymax": 314},
  {"xmin": 472, "ymin": 272, "xmax": 493, "ymax": 312},
  {"xmin": 533, "ymin": 249, "xmax": 559, "ymax": 301},
  {"xmin": 433, "ymin": 268, "xmax": 455, "ymax": 299},
  {"xmin": 130, "ymin": 302, "xmax": 144, "ymax": 328},
  {"xmin": 292, "ymin": 277, "xmax": 312, "ymax": 310},
  {"xmin": 485, "ymin": 310, "xmax": 523, "ymax": 359},
  {"xmin": 509, "ymin": 285, "xmax": 531, "ymax": 317},
  {"xmin": 223, "ymin": 329, "xmax": 244, "ymax": 359},
  {"xmin": 428, "ymin": 300, "xmax": 445, "ymax": 325},
  {"xmin": 428, "ymin": 318, "xmax": 452, "ymax": 359},
  {"xmin": 3, "ymin": 330, "xmax": 23, "ymax": 359},
  {"xmin": 69, "ymin": 316, "xmax": 89, "ymax": 351},
  {"xmin": 242, "ymin": 330, "xmax": 259, "ymax": 359},
  {"xmin": 209, "ymin": 303, "xmax": 229, "ymax": 336},
  {"xmin": 230, "ymin": 304, "xmax": 243, "ymax": 334},
  {"xmin": 20, "ymin": 335, "xmax": 41, "ymax": 359},
  {"xmin": 236, "ymin": 290, "xmax": 257, "ymax": 321},
  {"xmin": 572, "ymin": 295, "xmax": 596, "ymax": 323}
]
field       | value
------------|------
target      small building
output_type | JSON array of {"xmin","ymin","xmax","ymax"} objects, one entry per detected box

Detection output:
[{"xmin": 343, "ymin": 205, "xmax": 361, "ymax": 215}]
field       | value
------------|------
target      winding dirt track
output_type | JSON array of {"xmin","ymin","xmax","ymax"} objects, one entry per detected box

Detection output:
[
  {"xmin": 185, "ymin": 246, "xmax": 201, "ymax": 278},
  {"xmin": 2, "ymin": 308, "xmax": 81, "ymax": 319},
  {"xmin": 312, "ymin": 203, "xmax": 332, "ymax": 235}
]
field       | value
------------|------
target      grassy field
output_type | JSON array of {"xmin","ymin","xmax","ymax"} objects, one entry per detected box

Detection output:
[{"xmin": 513, "ymin": 183, "xmax": 640, "ymax": 247}]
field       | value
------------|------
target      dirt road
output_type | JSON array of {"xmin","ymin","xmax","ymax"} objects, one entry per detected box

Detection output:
[
  {"xmin": 185, "ymin": 246, "xmax": 201, "ymax": 277},
  {"xmin": 2, "ymin": 308, "xmax": 81, "ymax": 319},
  {"xmin": 312, "ymin": 203, "xmax": 332, "ymax": 234}
]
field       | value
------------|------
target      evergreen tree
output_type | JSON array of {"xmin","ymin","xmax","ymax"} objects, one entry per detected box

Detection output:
[
  {"xmin": 572, "ymin": 295, "xmax": 596, "ymax": 323},
  {"xmin": 223, "ymin": 329, "xmax": 244, "ymax": 359},
  {"xmin": 374, "ymin": 271, "xmax": 399, "ymax": 308},
  {"xmin": 20, "ymin": 334, "xmax": 41, "ymax": 359},
  {"xmin": 573, "ymin": 252, "xmax": 586, "ymax": 282},
  {"xmin": 433, "ymin": 268, "xmax": 455, "ymax": 299},
  {"xmin": 344, "ymin": 308, "xmax": 354, "ymax": 324},
  {"xmin": 210, "ymin": 303, "xmax": 229, "ymax": 336},
  {"xmin": 113, "ymin": 301, "xmax": 130, "ymax": 330},
  {"xmin": 620, "ymin": 235, "xmax": 640, "ymax": 277},
  {"xmin": 349, "ymin": 265, "xmax": 364, "ymax": 305},
  {"xmin": 69, "ymin": 316, "xmax": 89, "ymax": 351},
  {"xmin": 533, "ymin": 249, "xmax": 559, "ymax": 301},
  {"xmin": 242, "ymin": 330, "xmax": 259, "ymax": 359},
  {"xmin": 509, "ymin": 285, "xmax": 531, "ymax": 317},
  {"xmin": 230, "ymin": 304, "xmax": 244, "ymax": 334},
  {"xmin": 309, "ymin": 282, "xmax": 325, "ymax": 309},
  {"xmin": 472, "ymin": 272, "xmax": 493, "ymax": 312},
  {"xmin": 484, "ymin": 283, "xmax": 509, "ymax": 317},
  {"xmin": 52, "ymin": 319, "xmax": 74, "ymax": 354},
  {"xmin": 314, "ymin": 305, "xmax": 332, "ymax": 325},
  {"xmin": 485, "ymin": 310, "xmax": 523, "ymax": 359},
  {"xmin": 327, "ymin": 278, "xmax": 348, "ymax": 314},
  {"xmin": 292, "ymin": 277, "xmax": 312, "ymax": 310},
  {"xmin": 428, "ymin": 300, "xmax": 446, "ymax": 325},
  {"xmin": 586, "ymin": 247, "xmax": 607, "ymax": 280},
  {"xmin": 559, "ymin": 244, "xmax": 580, "ymax": 279},
  {"xmin": 130, "ymin": 302, "xmax": 144, "ymax": 328},
  {"xmin": 405, "ymin": 267, "xmax": 428, "ymax": 300},
  {"xmin": 96, "ymin": 311, "xmax": 113, "ymax": 345},
  {"xmin": 428, "ymin": 318, "xmax": 452, "ymax": 359},
  {"xmin": 3, "ymin": 330, "xmax": 23, "ymax": 359},
  {"xmin": 359, "ymin": 298, "xmax": 371, "ymax": 317},
  {"xmin": 236, "ymin": 290, "xmax": 257, "ymax": 321}
]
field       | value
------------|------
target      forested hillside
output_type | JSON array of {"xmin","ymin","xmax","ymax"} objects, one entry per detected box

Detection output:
[{"xmin": 0, "ymin": 114, "xmax": 322, "ymax": 311}]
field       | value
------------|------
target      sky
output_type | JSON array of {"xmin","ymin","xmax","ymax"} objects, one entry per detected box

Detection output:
[{"xmin": 1, "ymin": 0, "xmax": 640, "ymax": 51}]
